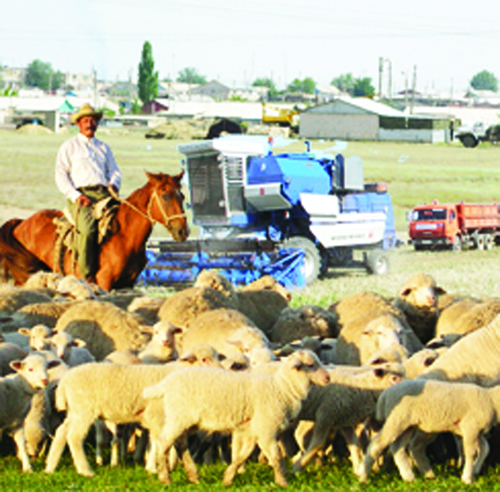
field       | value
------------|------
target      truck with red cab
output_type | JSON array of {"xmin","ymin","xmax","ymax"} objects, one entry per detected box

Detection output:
[{"xmin": 408, "ymin": 200, "xmax": 500, "ymax": 251}]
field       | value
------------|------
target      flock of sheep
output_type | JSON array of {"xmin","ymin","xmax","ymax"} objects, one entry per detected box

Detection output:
[{"xmin": 1, "ymin": 268, "xmax": 500, "ymax": 486}]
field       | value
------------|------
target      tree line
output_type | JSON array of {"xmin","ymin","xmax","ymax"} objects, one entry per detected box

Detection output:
[{"xmin": 3, "ymin": 41, "xmax": 498, "ymax": 105}]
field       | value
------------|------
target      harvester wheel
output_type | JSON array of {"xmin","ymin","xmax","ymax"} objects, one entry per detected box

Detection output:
[
  {"xmin": 282, "ymin": 236, "xmax": 321, "ymax": 284},
  {"xmin": 365, "ymin": 249, "xmax": 390, "ymax": 276}
]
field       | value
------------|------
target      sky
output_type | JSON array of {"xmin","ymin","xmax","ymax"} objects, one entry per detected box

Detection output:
[{"xmin": 2, "ymin": 0, "xmax": 500, "ymax": 95}]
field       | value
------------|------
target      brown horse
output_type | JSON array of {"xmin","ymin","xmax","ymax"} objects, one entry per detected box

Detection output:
[{"xmin": 0, "ymin": 171, "xmax": 189, "ymax": 291}]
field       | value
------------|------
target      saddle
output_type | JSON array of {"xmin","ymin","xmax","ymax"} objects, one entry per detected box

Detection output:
[{"xmin": 53, "ymin": 197, "xmax": 120, "ymax": 275}]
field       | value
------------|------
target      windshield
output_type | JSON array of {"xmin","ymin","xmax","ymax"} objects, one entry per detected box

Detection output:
[{"xmin": 413, "ymin": 208, "xmax": 447, "ymax": 221}]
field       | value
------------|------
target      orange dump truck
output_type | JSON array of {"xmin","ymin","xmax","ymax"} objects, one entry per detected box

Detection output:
[{"xmin": 408, "ymin": 201, "xmax": 500, "ymax": 251}]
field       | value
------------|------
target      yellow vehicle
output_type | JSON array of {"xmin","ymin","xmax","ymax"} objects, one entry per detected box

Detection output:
[{"xmin": 262, "ymin": 103, "xmax": 299, "ymax": 129}]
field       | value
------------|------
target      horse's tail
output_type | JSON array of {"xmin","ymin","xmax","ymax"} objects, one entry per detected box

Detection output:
[{"xmin": 0, "ymin": 219, "xmax": 50, "ymax": 285}]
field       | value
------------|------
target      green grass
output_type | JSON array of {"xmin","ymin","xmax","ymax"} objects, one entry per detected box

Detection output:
[{"xmin": 2, "ymin": 452, "xmax": 500, "ymax": 491}]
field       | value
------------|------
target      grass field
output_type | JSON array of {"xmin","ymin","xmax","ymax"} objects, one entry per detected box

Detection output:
[{"xmin": 1, "ymin": 127, "xmax": 500, "ymax": 489}]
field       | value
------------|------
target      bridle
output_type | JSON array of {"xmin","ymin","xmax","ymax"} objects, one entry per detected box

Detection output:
[{"xmin": 109, "ymin": 187, "xmax": 186, "ymax": 229}]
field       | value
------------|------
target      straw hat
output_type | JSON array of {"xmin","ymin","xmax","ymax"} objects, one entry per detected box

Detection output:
[{"xmin": 71, "ymin": 103, "xmax": 103, "ymax": 124}]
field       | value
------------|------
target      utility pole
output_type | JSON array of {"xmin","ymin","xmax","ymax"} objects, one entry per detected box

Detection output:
[
  {"xmin": 387, "ymin": 59, "xmax": 392, "ymax": 104},
  {"xmin": 93, "ymin": 68, "xmax": 98, "ymax": 108},
  {"xmin": 378, "ymin": 57, "xmax": 384, "ymax": 99},
  {"xmin": 410, "ymin": 65, "xmax": 417, "ymax": 114}
]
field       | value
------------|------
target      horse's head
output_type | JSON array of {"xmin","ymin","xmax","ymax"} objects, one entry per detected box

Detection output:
[{"xmin": 146, "ymin": 171, "xmax": 189, "ymax": 242}]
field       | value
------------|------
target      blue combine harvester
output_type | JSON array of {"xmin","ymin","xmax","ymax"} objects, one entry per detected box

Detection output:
[{"xmin": 138, "ymin": 136, "xmax": 399, "ymax": 289}]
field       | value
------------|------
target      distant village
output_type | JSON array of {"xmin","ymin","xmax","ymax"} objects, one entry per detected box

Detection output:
[{"xmin": 1, "ymin": 66, "xmax": 499, "ymax": 144}]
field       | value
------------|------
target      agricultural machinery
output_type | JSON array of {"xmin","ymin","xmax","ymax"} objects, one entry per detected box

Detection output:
[{"xmin": 138, "ymin": 136, "xmax": 399, "ymax": 288}]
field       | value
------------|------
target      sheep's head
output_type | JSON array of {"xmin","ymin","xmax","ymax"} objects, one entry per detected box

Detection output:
[
  {"xmin": 286, "ymin": 349, "xmax": 330, "ymax": 386},
  {"xmin": 398, "ymin": 273, "xmax": 446, "ymax": 310}
]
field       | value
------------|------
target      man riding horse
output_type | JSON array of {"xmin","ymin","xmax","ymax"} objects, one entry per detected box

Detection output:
[{"xmin": 55, "ymin": 103, "xmax": 121, "ymax": 283}]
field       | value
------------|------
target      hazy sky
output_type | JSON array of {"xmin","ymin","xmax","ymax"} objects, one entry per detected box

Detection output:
[{"xmin": 2, "ymin": 0, "xmax": 499, "ymax": 94}]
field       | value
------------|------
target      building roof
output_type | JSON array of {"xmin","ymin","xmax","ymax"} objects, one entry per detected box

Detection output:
[{"xmin": 155, "ymin": 100, "xmax": 263, "ymax": 120}]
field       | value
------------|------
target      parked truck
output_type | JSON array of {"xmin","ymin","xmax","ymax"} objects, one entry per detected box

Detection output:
[{"xmin": 408, "ymin": 200, "xmax": 500, "ymax": 251}]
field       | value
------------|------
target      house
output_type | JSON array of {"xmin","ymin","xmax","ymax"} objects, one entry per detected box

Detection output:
[
  {"xmin": 299, "ymin": 96, "xmax": 451, "ymax": 143},
  {"xmin": 190, "ymin": 80, "xmax": 231, "ymax": 100}
]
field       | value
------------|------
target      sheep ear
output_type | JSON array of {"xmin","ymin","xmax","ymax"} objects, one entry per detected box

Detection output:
[
  {"xmin": 217, "ymin": 353, "xmax": 227, "ymax": 361},
  {"xmin": 370, "ymin": 357, "xmax": 386, "ymax": 365},
  {"xmin": 10, "ymin": 360, "xmax": 23, "ymax": 372},
  {"xmin": 141, "ymin": 326, "xmax": 154, "ymax": 335},
  {"xmin": 374, "ymin": 368, "xmax": 385, "ymax": 378},
  {"xmin": 18, "ymin": 328, "xmax": 31, "ymax": 336},
  {"xmin": 47, "ymin": 360, "xmax": 61, "ymax": 370},
  {"xmin": 173, "ymin": 326, "xmax": 184, "ymax": 335},
  {"xmin": 400, "ymin": 288, "xmax": 411, "ymax": 297},
  {"xmin": 291, "ymin": 359, "xmax": 304, "ymax": 371},
  {"xmin": 435, "ymin": 287, "xmax": 447, "ymax": 295},
  {"xmin": 179, "ymin": 353, "xmax": 196, "ymax": 364},
  {"xmin": 73, "ymin": 339, "xmax": 87, "ymax": 348}
]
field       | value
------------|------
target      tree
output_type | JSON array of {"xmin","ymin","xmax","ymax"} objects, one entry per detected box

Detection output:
[
  {"xmin": 137, "ymin": 41, "xmax": 159, "ymax": 105},
  {"xmin": 177, "ymin": 67, "xmax": 206, "ymax": 85},
  {"xmin": 25, "ymin": 59, "xmax": 64, "ymax": 90},
  {"xmin": 287, "ymin": 77, "xmax": 316, "ymax": 94},
  {"xmin": 353, "ymin": 77, "xmax": 375, "ymax": 97},
  {"xmin": 470, "ymin": 70, "xmax": 498, "ymax": 92},
  {"xmin": 252, "ymin": 77, "xmax": 279, "ymax": 100},
  {"xmin": 331, "ymin": 73, "xmax": 355, "ymax": 93}
]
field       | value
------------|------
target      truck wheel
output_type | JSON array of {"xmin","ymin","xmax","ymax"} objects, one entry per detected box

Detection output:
[
  {"xmin": 282, "ymin": 236, "xmax": 321, "ymax": 284},
  {"xmin": 452, "ymin": 236, "xmax": 462, "ymax": 252},
  {"xmin": 485, "ymin": 234, "xmax": 494, "ymax": 250},
  {"xmin": 461, "ymin": 135, "xmax": 478, "ymax": 148},
  {"xmin": 475, "ymin": 234, "xmax": 486, "ymax": 250},
  {"xmin": 365, "ymin": 249, "xmax": 390, "ymax": 275}
]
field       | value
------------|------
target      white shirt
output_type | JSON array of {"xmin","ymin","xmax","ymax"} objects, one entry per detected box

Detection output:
[{"xmin": 55, "ymin": 133, "xmax": 122, "ymax": 202}]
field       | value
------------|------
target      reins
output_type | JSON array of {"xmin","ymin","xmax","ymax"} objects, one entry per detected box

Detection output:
[{"xmin": 108, "ymin": 186, "xmax": 185, "ymax": 228}]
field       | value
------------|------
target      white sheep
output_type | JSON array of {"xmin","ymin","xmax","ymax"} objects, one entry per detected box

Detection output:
[
  {"xmin": 393, "ymin": 273, "xmax": 446, "ymax": 343},
  {"xmin": 270, "ymin": 305, "xmax": 339, "ymax": 346},
  {"xmin": 55, "ymin": 275, "xmax": 96, "ymax": 300},
  {"xmin": 158, "ymin": 285, "xmax": 236, "ymax": 328},
  {"xmin": 54, "ymin": 300, "xmax": 149, "ymax": 360},
  {"xmin": 435, "ymin": 296, "xmax": 482, "ymax": 336},
  {"xmin": 18, "ymin": 324, "xmax": 53, "ymax": 351},
  {"xmin": 0, "ymin": 284, "xmax": 53, "ymax": 315},
  {"xmin": 418, "ymin": 314, "xmax": 500, "ymax": 386},
  {"xmin": 0, "ymin": 338, "xmax": 28, "ymax": 376},
  {"xmin": 178, "ymin": 308, "xmax": 273, "ymax": 364},
  {"xmin": 358, "ymin": 378, "xmax": 497, "ymax": 484},
  {"xmin": 292, "ymin": 362, "xmax": 405, "ymax": 474},
  {"xmin": 143, "ymin": 349, "xmax": 330, "ymax": 487},
  {"xmin": 44, "ymin": 344, "xmax": 223, "ymax": 477},
  {"xmin": 403, "ymin": 347, "xmax": 440, "ymax": 379},
  {"xmin": 0, "ymin": 353, "xmax": 60, "ymax": 472},
  {"xmin": 127, "ymin": 295, "xmax": 165, "ymax": 326},
  {"xmin": 138, "ymin": 321, "xmax": 183, "ymax": 364},
  {"xmin": 48, "ymin": 331, "xmax": 95, "ymax": 367},
  {"xmin": 436, "ymin": 299, "xmax": 500, "ymax": 338}
]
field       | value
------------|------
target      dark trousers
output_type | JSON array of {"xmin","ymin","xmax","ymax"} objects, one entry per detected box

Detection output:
[{"xmin": 68, "ymin": 186, "xmax": 111, "ymax": 278}]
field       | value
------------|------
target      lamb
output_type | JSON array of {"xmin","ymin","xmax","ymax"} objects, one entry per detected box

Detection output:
[
  {"xmin": 142, "ymin": 349, "xmax": 330, "ymax": 486},
  {"xmin": 0, "ymin": 284, "xmax": 53, "ymax": 315},
  {"xmin": 48, "ymin": 331, "xmax": 96, "ymax": 367},
  {"xmin": 336, "ymin": 310, "xmax": 420, "ymax": 366},
  {"xmin": 271, "ymin": 305, "xmax": 339, "ymax": 346},
  {"xmin": 435, "ymin": 296, "xmax": 482, "ymax": 336},
  {"xmin": 127, "ymin": 295, "xmax": 165, "ymax": 326},
  {"xmin": 403, "ymin": 348, "xmax": 440, "ymax": 379},
  {"xmin": 358, "ymin": 378, "xmax": 497, "ymax": 484},
  {"xmin": 24, "ymin": 271, "xmax": 63, "ymax": 291},
  {"xmin": 194, "ymin": 270, "xmax": 291, "ymax": 337},
  {"xmin": 44, "ymin": 344, "xmax": 223, "ymax": 477},
  {"xmin": 54, "ymin": 300, "xmax": 148, "ymax": 360},
  {"xmin": 436, "ymin": 299, "xmax": 500, "ymax": 338},
  {"xmin": 55, "ymin": 275, "xmax": 96, "ymax": 300},
  {"xmin": 292, "ymin": 362, "xmax": 405, "ymax": 474},
  {"xmin": 0, "ymin": 338, "xmax": 28, "ymax": 375},
  {"xmin": 18, "ymin": 324, "xmax": 53, "ymax": 351},
  {"xmin": 0, "ymin": 353, "xmax": 60, "ymax": 472},
  {"xmin": 418, "ymin": 314, "xmax": 500, "ymax": 386},
  {"xmin": 158, "ymin": 285, "xmax": 236, "ymax": 328},
  {"xmin": 235, "ymin": 275, "xmax": 291, "ymax": 336},
  {"xmin": 393, "ymin": 273, "xmax": 446, "ymax": 343},
  {"xmin": 11, "ymin": 300, "xmax": 78, "ymax": 329},
  {"xmin": 138, "ymin": 321, "xmax": 183, "ymax": 364},
  {"xmin": 178, "ymin": 308, "xmax": 274, "ymax": 364}
]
